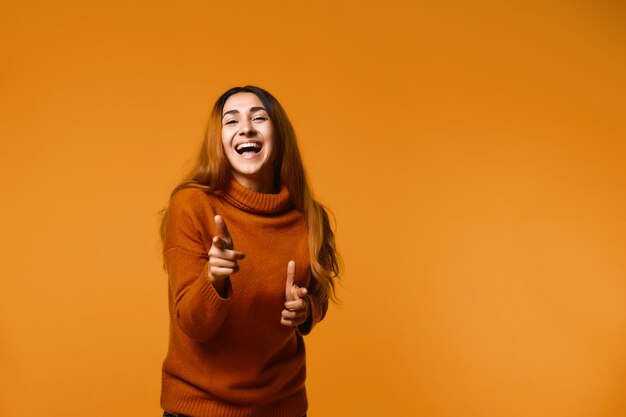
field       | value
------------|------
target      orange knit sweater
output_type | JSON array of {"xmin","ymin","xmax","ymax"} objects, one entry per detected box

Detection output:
[{"xmin": 161, "ymin": 178, "xmax": 328, "ymax": 417}]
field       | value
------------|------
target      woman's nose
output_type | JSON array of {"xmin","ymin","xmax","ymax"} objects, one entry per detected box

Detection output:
[{"xmin": 239, "ymin": 122, "xmax": 256, "ymax": 135}]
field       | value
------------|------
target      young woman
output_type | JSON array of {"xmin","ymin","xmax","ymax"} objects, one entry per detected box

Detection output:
[{"xmin": 158, "ymin": 86, "xmax": 341, "ymax": 417}]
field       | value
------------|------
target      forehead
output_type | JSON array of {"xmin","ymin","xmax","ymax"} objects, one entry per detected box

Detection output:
[{"xmin": 223, "ymin": 92, "xmax": 264, "ymax": 112}]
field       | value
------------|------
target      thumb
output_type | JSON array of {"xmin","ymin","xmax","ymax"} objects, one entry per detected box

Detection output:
[{"xmin": 285, "ymin": 260, "xmax": 296, "ymax": 301}]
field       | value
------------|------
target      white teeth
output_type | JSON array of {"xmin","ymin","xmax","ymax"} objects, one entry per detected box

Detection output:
[{"xmin": 236, "ymin": 142, "xmax": 262, "ymax": 152}]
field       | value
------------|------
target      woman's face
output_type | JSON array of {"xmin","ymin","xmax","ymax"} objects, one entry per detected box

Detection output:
[{"xmin": 221, "ymin": 92, "xmax": 276, "ymax": 190}]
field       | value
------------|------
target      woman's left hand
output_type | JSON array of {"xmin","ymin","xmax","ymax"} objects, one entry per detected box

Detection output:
[{"xmin": 281, "ymin": 260, "xmax": 310, "ymax": 327}]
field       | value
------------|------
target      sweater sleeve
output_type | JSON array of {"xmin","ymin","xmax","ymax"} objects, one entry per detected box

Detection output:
[
  {"xmin": 297, "ymin": 277, "xmax": 329, "ymax": 336},
  {"xmin": 163, "ymin": 190, "xmax": 230, "ymax": 343}
]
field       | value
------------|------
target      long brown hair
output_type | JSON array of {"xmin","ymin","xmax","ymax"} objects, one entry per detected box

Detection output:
[{"xmin": 159, "ymin": 86, "xmax": 341, "ymax": 302}]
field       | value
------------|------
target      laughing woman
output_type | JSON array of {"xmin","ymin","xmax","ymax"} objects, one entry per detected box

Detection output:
[{"xmin": 158, "ymin": 86, "xmax": 341, "ymax": 417}]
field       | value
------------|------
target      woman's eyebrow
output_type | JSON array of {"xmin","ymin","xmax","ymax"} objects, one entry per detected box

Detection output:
[{"xmin": 222, "ymin": 106, "xmax": 268, "ymax": 119}]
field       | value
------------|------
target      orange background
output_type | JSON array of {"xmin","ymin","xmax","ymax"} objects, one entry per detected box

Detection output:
[{"xmin": 1, "ymin": 1, "xmax": 625, "ymax": 416}]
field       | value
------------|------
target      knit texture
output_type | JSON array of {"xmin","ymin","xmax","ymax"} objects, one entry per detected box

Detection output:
[{"xmin": 161, "ymin": 178, "xmax": 328, "ymax": 417}]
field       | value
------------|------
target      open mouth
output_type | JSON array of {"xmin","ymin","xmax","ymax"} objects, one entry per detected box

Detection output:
[{"xmin": 235, "ymin": 141, "xmax": 263, "ymax": 155}]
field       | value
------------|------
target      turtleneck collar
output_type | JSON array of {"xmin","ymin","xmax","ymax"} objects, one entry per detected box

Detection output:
[{"xmin": 219, "ymin": 177, "xmax": 292, "ymax": 214}]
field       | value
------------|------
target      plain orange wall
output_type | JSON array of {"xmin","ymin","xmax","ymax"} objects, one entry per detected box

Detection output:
[{"xmin": 1, "ymin": 1, "xmax": 625, "ymax": 416}]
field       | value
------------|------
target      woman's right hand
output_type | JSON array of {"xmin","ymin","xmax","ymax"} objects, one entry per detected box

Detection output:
[{"xmin": 208, "ymin": 215, "xmax": 245, "ymax": 296}]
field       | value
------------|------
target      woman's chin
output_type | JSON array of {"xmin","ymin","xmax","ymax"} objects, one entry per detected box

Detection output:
[
  {"xmin": 230, "ymin": 158, "xmax": 271, "ymax": 175},
  {"xmin": 232, "ymin": 165, "xmax": 263, "ymax": 176}
]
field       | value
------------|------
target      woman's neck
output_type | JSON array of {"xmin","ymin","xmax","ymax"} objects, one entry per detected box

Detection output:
[{"xmin": 231, "ymin": 171, "xmax": 277, "ymax": 194}]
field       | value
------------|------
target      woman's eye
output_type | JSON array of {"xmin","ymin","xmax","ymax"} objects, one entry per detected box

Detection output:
[
  {"xmin": 253, "ymin": 116, "xmax": 267, "ymax": 122},
  {"xmin": 225, "ymin": 120, "xmax": 237, "ymax": 125}
]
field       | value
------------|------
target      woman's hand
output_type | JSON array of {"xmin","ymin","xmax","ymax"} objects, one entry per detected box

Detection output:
[
  {"xmin": 281, "ymin": 260, "xmax": 310, "ymax": 327},
  {"xmin": 208, "ymin": 215, "xmax": 245, "ymax": 296}
]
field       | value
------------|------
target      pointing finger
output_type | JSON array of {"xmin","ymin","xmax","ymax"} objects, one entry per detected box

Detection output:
[
  {"xmin": 285, "ymin": 260, "xmax": 296, "ymax": 301},
  {"xmin": 214, "ymin": 215, "xmax": 233, "ymax": 248},
  {"xmin": 213, "ymin": 235, "xmax": 226, "ymax": 250},
  {"xmin": 286, "ymin": 260, "xmax": 295, "ymax": 287}
]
